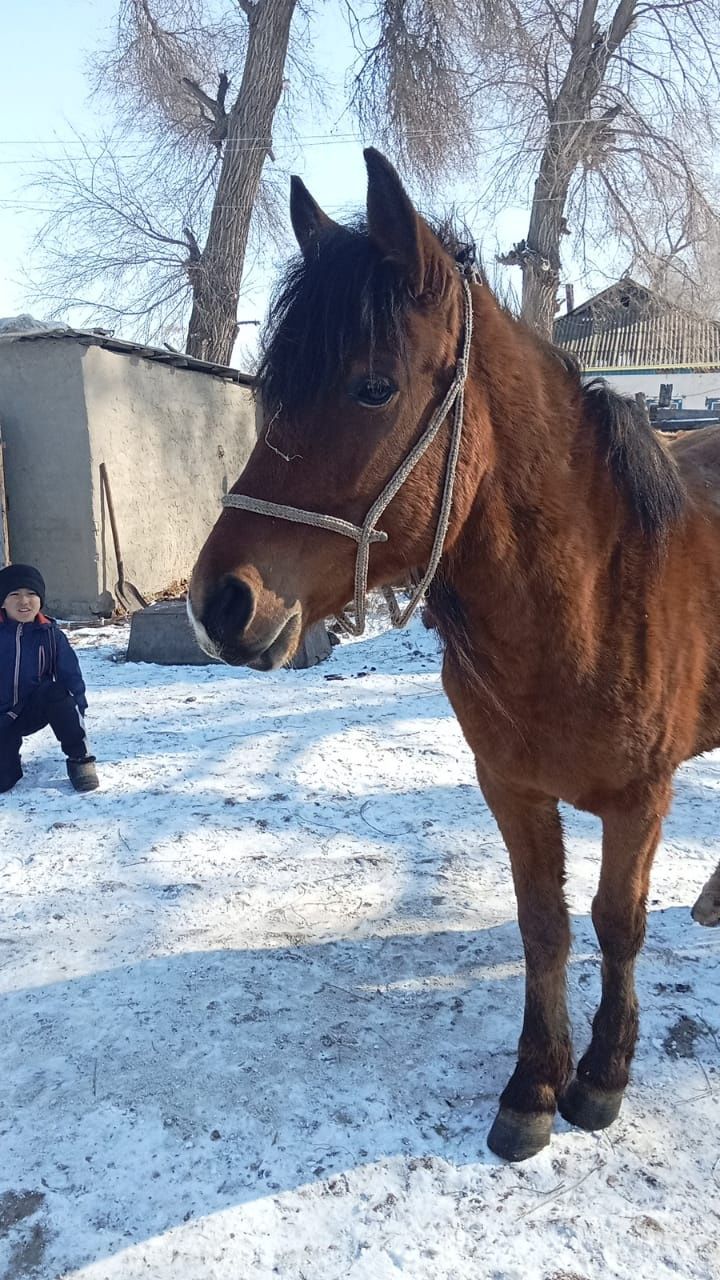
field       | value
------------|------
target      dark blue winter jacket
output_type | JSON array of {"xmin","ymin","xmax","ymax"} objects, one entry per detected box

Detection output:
[{"xmin": 0, "ymin": 611, "xmax": 87, "ymax": 721}]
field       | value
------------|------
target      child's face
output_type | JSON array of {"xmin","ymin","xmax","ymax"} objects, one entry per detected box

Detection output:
[{"xmin": 2, "ymin": 589, "xmax": 41, "ymax": 623}]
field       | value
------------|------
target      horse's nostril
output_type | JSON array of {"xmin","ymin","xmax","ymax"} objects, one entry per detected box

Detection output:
[{"xmin": 201, "ymin": 575, "xmax": 254, "ymax": 646}]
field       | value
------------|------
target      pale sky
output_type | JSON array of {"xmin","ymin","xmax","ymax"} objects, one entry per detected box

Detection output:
[{"xmin": 0, "ymin": 0, "xmax": 583, "ymax": 361}]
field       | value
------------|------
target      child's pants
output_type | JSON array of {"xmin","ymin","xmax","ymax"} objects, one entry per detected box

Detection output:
[{"xmin": 0, "ymin": 684, "xmax": 89, "ymax": 787}]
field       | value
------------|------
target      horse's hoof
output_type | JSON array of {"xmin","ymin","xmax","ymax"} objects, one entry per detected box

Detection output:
[
  {"xmin": 486, "ymin": 1107, "xmax": 554, "ymax": 1161},
  {"xmin": 691, "ymin": 884, "xmax": 720, "ymax": 926},
  {"xmin": 558, "ymin": 1078, "xmax": 623, "ymax": 1131}
]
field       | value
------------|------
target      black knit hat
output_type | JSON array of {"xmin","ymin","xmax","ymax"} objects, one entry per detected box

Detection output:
[{"xmin": 0, "ymin": 563, "xmax": 46, "ymax": 608}]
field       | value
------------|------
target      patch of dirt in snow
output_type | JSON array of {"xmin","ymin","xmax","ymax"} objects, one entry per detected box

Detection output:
[{"xmin": 1, "ymin": 622, "xmax": 719, "ymax": 1279}]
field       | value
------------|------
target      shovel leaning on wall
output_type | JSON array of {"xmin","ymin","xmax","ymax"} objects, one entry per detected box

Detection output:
[{"xmin": 99, "ymin": 463, "xmax": 149, "ymax": 614}]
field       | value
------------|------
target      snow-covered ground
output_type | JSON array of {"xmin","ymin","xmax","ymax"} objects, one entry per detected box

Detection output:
[{"xmin": 1, "ymin": 618, "xmax": 719, "ymax": 1280}]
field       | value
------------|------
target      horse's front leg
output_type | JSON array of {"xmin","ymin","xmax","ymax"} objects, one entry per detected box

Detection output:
[
  {"xmin": 560, "ymin": 781, "xmax": 671, "ymax": 1130},
  {"xmin": 692, "ymin": 859, "xmax": 720, "ymax": 926},
  {"xmin": 479, "ymin": 773, "xmax": 572, "ymax": 1161}
]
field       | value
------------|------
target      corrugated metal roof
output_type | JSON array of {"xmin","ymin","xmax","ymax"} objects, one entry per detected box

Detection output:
[
  {"xmin": 0, "ymin": 324, "xmax": 255, "ymax": 386},
  {"xmin": 553, "ymin": 280, "xmax": 720, "ymax": 372}
]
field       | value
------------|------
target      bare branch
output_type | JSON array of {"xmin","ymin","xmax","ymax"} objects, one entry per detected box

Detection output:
[
  {"xmin": 180, "ymin": 77, "xmax": 219, "ymax": 118},
  {"xmin": 183, "ymin": 225, "xmax": 202, "ymax": 261},
  {"xmin": 351, "ymin": 0, "xmax": 720, "ymax": 331}
]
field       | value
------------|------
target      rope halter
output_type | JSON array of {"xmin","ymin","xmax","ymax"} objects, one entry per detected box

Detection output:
[{"xmin": 221, "ymin": 274, "xmax": 474, "ymax": 636}]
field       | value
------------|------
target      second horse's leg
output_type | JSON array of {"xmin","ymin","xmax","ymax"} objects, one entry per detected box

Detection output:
[{"xmin": 692, "ymin": 859, "xmax": 720, "ymax": 926}]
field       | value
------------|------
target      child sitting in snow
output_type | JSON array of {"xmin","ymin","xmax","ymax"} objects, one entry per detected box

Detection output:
[{"xmin": 0, "ymin": 563, "xmax": 98, "ymax": 793}]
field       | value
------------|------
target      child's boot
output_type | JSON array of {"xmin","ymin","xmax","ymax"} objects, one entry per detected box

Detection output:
[{"xmin": 67, "ymin": 755, "xmax": 99, "ymax": 792}]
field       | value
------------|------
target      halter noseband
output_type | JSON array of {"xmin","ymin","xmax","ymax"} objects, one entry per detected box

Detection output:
[{"xmin": 221, "ymin": 274, "xmax": 474, "ymax": 637}]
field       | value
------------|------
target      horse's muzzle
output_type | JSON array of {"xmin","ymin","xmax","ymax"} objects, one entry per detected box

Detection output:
[{"xmin": 188, "ymin": 574, "xmax": 301, "ymax": 670}]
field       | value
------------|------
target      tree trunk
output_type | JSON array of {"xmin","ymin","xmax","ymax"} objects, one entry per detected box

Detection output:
[
  {"xmin": 518, "ymin": 142, "xmax": 571, "ymax": 337},
  {"xmin": 508, "ymin": 0, "xmax": 638, "ymax": 337},
  {"xmin": 185, "ymin": 0, "xmax": 297, "ymax": 365}
]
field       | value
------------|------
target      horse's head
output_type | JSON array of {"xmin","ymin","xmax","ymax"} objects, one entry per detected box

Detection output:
[{"xmin": 189, "ymin": 148, "xmax": 482, "ymax": 669}]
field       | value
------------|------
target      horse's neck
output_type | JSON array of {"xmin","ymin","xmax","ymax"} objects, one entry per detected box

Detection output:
[{"xmin": 441, "ymin": 313, "xmax": 623, "ymax": 681}]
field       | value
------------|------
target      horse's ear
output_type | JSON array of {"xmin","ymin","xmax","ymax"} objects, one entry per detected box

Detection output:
[
  {"xmin": 290, "ymin": 176, "xmax": 339, "ymax": 258},
  {"xmin": 364, "ymin": 148, "xmax": 450, "ymax": 300}
]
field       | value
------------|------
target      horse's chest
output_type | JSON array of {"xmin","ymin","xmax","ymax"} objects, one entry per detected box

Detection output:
[{"xmin": 442, "ymin": 667, "xmax": 642, "ymax": 803}]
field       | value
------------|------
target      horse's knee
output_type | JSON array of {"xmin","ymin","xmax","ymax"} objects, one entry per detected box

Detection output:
[{"xmin": 591, "ymin": 894, "xmax": 646, "ymax": 961}]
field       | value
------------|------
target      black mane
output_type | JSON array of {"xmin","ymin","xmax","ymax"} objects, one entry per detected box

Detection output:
[{"xmin": 583, "ymin": 380, "xmax": 686, "ymax": 537}]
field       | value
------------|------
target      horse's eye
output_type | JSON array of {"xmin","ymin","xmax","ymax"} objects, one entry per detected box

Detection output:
[{"xmin": 348, "ymin": 376, "xmax": 396, "ymax": 408}]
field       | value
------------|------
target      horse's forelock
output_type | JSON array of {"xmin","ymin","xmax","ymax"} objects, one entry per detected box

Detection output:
[
  {"xmin": 256, "ymin": 216, "xmax": 478, "ymax": 417},
  {"xmin": 256, "ymin": 221, "xmax": 412, "ymax": 416}
]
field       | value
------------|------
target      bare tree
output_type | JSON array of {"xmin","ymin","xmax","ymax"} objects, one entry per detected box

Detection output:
[
  {"xmin": 31, "ymin": 0, "xmax": 314, "ymax": 363},
  {"xmin": 641, "ymin": 213, "xmax": 720, "ymax": 318},
  {"xmin": 352, "ymin": 0, "xmax": 720, "ymax": 335}
]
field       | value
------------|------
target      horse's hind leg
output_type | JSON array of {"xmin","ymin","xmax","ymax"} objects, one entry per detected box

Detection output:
[
  {"xmin": 479, "ymin": 776, "xmax": 572, "ymax": 1161},
  {"xmin": 560, "ymin": 781, "xmax": 671, "ymax": 1131},
  {"xmin": 692, "ymin": 860, "xmax": 720, "ymax": 925}
]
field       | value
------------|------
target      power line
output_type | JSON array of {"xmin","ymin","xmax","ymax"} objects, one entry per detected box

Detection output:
[
  {"xmin": 0, "ymin": 115, "xmax": 634, "ymax": 154},
  {"xmin": 0, "ymin": 196, "xmax": 530, "ymax": 216}
]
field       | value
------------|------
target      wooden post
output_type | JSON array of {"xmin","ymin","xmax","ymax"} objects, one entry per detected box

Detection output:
[{"xmin": 0, "ymin": 421, "xmax": 10, "ymax": 568}]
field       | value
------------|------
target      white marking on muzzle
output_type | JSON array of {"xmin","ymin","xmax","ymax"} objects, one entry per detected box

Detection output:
[{"xmin": 186, "ymin": 595, "xmax": 221, "ymax": 660}]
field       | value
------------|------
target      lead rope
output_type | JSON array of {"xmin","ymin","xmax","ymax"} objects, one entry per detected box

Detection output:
[{"xmin": 222, "ymin": 275, "xmax": 474, "ymax": 637}]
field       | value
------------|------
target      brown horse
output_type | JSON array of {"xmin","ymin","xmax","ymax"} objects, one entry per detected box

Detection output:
[{"xmin": 189, "ymin": 149, "xmax": 720, "ymax": 1162}]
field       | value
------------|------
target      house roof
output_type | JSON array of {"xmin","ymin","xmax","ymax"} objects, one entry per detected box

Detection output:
[
  {"xmin": 0, "ymin": 321, "xmax": 255, "ymax": 386},
  {"xmin": 553, "ymin": 279, "xmax": 720, "ymax": 373}
]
